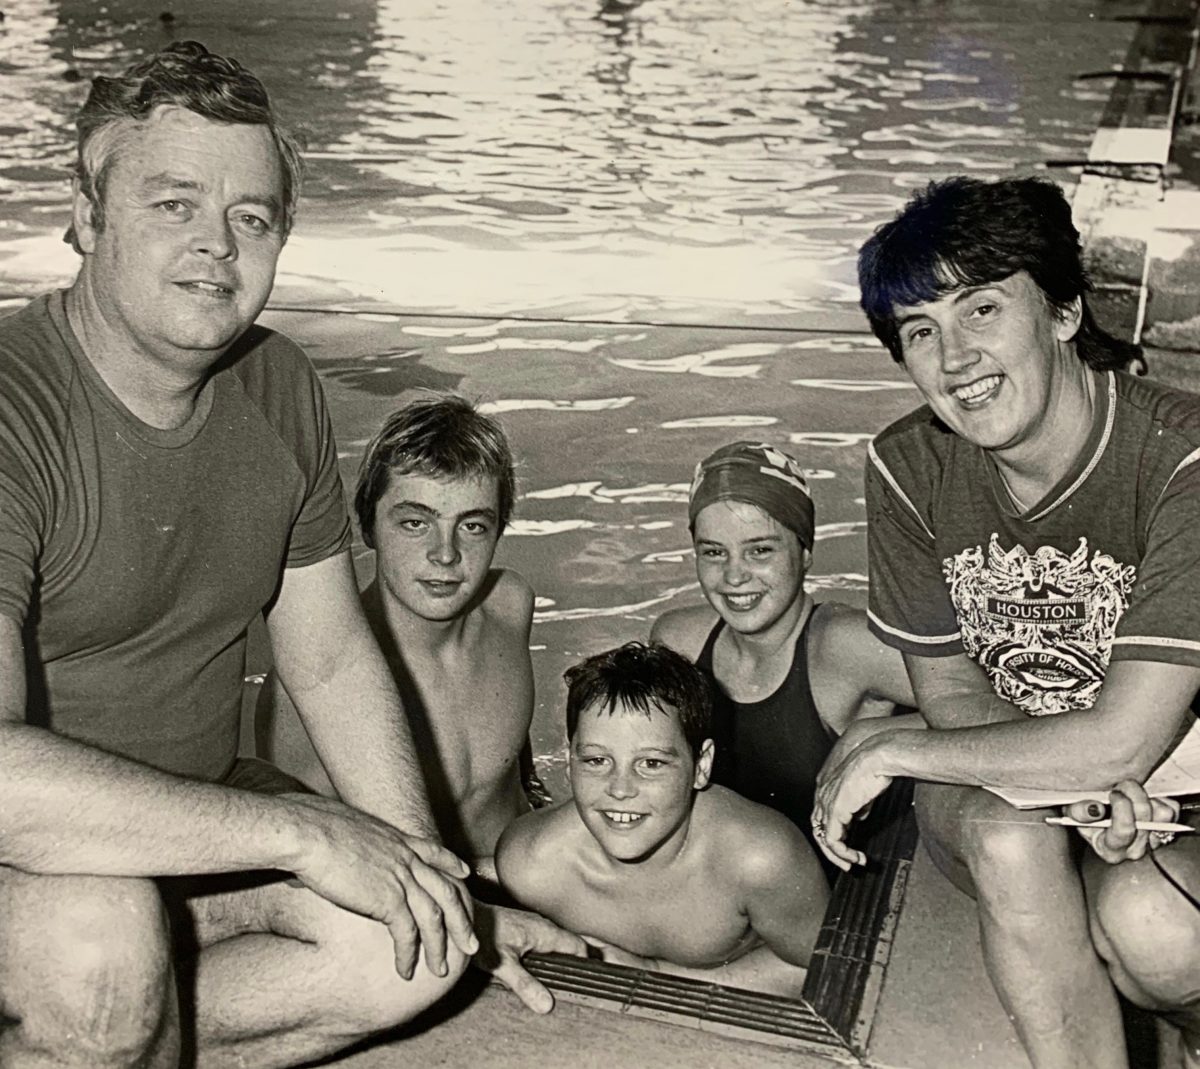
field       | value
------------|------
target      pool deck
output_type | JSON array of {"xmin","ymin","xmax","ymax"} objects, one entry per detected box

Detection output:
[
  {"xmin": 303, "ymin": 22, "xmax": 1200, "ymax": 1057},
  {"xmin": 2, "ymin": 2, "xmax": 1199, "ymax": 1067},
  {"xmin": 306, "ymin": 837, "xmax": 1028, "ymax": 1069}
]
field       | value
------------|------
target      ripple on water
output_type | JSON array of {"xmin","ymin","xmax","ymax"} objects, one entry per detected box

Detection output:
[
  {"xmin": 790, "ymin": 378, "xmax": 917, "ymax": 392},
  {"xmin": 660, "ymin": 415, "xmax": 778, "ymax": 430},
  {"xmin": 608, "ymin": 342, "xmax": 781, "ymax": 378},
  {"xmin": 789, "ymin": 432, "xmax": 877, "ymax": 447},
  {"xmin": 479, "ymin": 397, "xmax": 636, "ymax": 414},
  {"xmin": 524, "ymin": 481, "xmax": 689, "ymax": 504}
]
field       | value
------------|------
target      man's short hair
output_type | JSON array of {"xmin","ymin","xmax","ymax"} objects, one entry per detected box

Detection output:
[
  {"xmin": 857, "ymin": 175, "xmax": 1140, "ymax": 372},
  {"xmin": 67, "ymin": 40, "xmax": 304, "ymax": 251},
  {"xmin": 564, "ymin": 642, "xmax": 712, "ymax": 762},
  {"xmin": 354, "ymin": 392, "xmax": 517, "ymax": 549}
]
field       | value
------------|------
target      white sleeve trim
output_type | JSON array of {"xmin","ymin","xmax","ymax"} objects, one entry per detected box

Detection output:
[
  {"xmin": 867, "ymin": 441, "xmax": 934, "ymax": 541},
  {"xmin": 1111, "ymin": 635, "xmax": 1200, "ymax": 656},
  {"xmin": 1155, "ymin": 444, "xmax": 1200, "ymax": 514},
  {"xmin": 868, "ymin": 609, "xmax": 961, "ymax": 646}
]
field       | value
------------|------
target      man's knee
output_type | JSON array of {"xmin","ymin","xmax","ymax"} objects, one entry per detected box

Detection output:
[
  {"xmin": 296, "ymin": 893, "xmax": 468, "ymax": 1038},
  {"xmin": 1, "ymin": 872, "xmax": 175, "ymax": 1066},
  {"xmin": 1087, "ymin": 854, "xmax": 1200, "ymax": 1010}
]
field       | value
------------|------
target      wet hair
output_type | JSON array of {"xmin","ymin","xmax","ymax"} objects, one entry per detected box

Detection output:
[
  {"xmin": 67, "ymin": 40, "xmax": 304, "ymax": 251},
  {"xmin": 858, "ymin": 175, "xmax": 1140, "ymax": 371},
  {"xmin": 354, "ymin": 391, "xmax": 517, "ymax": 549},
  {"xmin": 564, "ymin": 642, "xmax": 712, "ymax": 762}
]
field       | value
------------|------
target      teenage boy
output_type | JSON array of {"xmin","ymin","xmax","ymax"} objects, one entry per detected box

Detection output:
[
  {"xmin": 262, "ymin": 392, "xmax": 551, "ymax": 879},
  {"xmin": 496, "ymin": 641, "xmax": 827, "ymax": 997}
]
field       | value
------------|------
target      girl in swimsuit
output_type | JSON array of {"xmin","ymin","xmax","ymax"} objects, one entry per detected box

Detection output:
[{"xmin": 650, "ymin": 440, "xmax": 920, "ymax": 856}]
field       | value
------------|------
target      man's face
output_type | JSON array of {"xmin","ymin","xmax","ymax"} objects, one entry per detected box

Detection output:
[
  {"xmin": 74, "ymin": 106, "xmax": 286, "ymax": 373},
  {"xmin": 893, "ymin": 271, "xmax": 1082, "ymax": 454},
  {"xmin": 372, "ymin": 471, "xmax": 502, "ymax": 623},
  {"xmin": 693, "ymin": 500, "xmax": 810, "ymax": 638},
  {"xmin": 570, "ymin": 699, "xmax": 712, "ymax": 864}
]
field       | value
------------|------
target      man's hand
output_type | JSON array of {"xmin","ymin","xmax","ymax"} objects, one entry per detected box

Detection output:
[
  {"xmin": 812, "ymin": 733, "xmax": 894, "ymax": 871},
  {"xmin": 472, "ymin": 903, "xmax": 587, "ymax": 1013},
  {"xmin": 1066, "ymin": 779, "xmax": 1183, "ymax": 864},
  {"xmin": 285, "ymin": 794, "xmax": 477, "ymax": 979}
]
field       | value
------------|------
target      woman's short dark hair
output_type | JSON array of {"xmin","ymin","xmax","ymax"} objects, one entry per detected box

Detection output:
[
  {"xmin": 68, "ymin": 41, "xmax": 304, "ymax": 250},
  {"xmin": 564, "ymin": 642, "xmax": 712, "ymax": 762},
  {"xmin": 858, "ymin": 175, "xmax": 1140, "ymax": 371}
]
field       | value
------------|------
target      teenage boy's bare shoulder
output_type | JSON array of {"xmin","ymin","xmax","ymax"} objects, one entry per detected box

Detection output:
[{"xmin": 475, "ymin": 567, "xmax": 534, "ymax": 634}]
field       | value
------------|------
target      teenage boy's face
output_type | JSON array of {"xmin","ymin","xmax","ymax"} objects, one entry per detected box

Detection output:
[
  {"xmin": 372, "ymin": 471, "xmax": 501, "ymax": 622},
  {"xmin": 893, "ymin": 271, "xmax": 1082, "ymax": 455},
  {"xmin": 570, "ymin": 699, "xmax": 713, "ymax": 864}
]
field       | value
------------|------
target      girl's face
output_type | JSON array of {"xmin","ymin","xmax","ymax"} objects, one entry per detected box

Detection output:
[{"xmin": 692, "ymin": 500, "xmax": 809, "ymax": 637}]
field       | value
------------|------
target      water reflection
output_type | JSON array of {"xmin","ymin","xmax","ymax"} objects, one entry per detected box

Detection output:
[{"xmin": 1, "ymin": 0, "xmax": 1131, "ymax": 325}]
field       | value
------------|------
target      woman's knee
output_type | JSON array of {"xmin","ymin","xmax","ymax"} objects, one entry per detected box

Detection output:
[
  {"xmin": 1088, "ymin": 855, "xmax": 1200, "ymax": 1010},
  {"xmin": 917, "ymin": 785, "xmax": 1076, "ymax": 915},
  {"xmin": 2, "ymin": 873, "xmax": 175, "ymax": 1065}
]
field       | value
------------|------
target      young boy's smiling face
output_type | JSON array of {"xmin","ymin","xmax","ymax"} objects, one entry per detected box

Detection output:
[{"xmin": 570, "ymin": 699, "xmax": 713, "ymax": 864}]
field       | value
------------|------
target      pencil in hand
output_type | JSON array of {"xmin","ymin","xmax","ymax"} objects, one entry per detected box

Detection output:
[{"xmin": 1044, "ymin": 816, "xmax": 1194, "ymax": 832}]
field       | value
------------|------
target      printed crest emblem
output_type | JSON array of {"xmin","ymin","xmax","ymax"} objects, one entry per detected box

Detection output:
[{"xmin": 943, "ymin": 534, "xmax": 1135, "ymax": 715}]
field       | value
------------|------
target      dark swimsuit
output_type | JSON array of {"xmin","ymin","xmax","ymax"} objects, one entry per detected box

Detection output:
[{"xmin": 695, "ymin": 613, "xmax": 835, "ymax": 859}]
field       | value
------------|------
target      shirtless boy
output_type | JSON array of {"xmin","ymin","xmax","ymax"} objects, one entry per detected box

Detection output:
[
  {"xmin": 496, "ymin": 641, "xmax": 827, "ymax": 997},
  {"xmin": 262, "ymin": 392, "xmax": 546, "ymax": 877}
]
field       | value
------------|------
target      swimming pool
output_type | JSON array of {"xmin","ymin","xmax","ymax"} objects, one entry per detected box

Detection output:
[{"xmin": 0, "ymin": 0, "xmax": 1140, "ymax": 793}]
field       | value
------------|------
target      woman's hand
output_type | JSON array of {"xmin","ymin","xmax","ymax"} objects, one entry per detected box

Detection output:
[
  {"xmin": 1065, "ymin": 779, "xmax": 1182, "ymax": 864},
  {"xmin": 812, "ymin": 733, "xmax": 894, "ymax": 871}
]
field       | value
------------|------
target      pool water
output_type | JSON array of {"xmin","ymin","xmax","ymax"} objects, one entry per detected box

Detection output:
[{"xmin": 0, "ymin": 0, "xmax": 1140, "ymax": 793}]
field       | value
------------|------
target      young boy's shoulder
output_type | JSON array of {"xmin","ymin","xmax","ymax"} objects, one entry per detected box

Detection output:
[{"xmin": 699, "ymin": 786, "xmax": 819, "ymax": 885}]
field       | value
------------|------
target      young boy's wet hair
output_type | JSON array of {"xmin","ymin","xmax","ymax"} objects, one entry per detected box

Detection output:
[
  {"xmin": 354, "ymin": 391, "xmax": 517, "ymax": 549},
  {"xmin": 857, "ymin": 175, "xmax": 1140, "ymax": 372},
  {"xmin": 564, "ymin": 642, "xmax": 712, "ymax": 761}
]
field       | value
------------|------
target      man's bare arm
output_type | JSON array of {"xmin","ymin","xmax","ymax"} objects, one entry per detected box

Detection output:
[
  {"xmin": 265, "ymin": 550, "xmax": 435, "ymax": 835},
  {"xmin": 0, "ymin": 613, "xmax": 319, "ymax": 877}
]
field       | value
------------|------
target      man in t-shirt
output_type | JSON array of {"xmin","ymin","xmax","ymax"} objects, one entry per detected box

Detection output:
[
  {"xmin": 0, "ymin": 42, "xmax": 576, "ymax": 1069},
  {"xmin": 811, "ymin": 176, "xmax": 1200, "ymax": 1068}
]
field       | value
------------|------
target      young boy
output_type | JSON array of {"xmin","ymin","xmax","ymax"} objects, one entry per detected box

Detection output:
[
  {"xmin": 259, "ymin": 392, "xmax": 548, "ymax": 878},
  {"xmin": 496, "ymin": 641, "xmax": 828, "ymax": 997}
]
